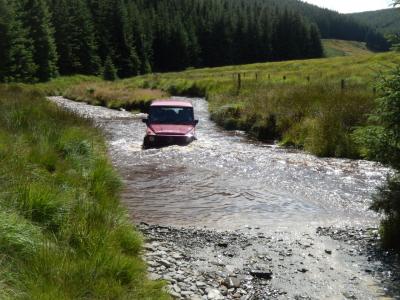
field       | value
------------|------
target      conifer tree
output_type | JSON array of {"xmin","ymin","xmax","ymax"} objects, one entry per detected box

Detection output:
[
  {"xmin": 110, "ymin": 0, "xmax": 140, "ymax": 77},
  {"xmin": 127, "ymin": 1, "xmax": 152, "ymax": 74},
  {"xmin": 0, "ymin": 0, "xmax": 36, "ymax": 82},
  {"xmin": 366, "ymin": 29, "xmax": 390, "ymax": 52},
  {"xmin": 51, "ymin": 0, "xmax": 100, "ymax": 75},
  {"xmin": 18, "ymin": 0, "xmax": 58, "ymax": 81},
  {"xmin": 0, "ymin": 0, "xmax": 8, "ymax": 81},
  {"xmin": 308, "ymin": 24, "xmax": 323, "ymax": 58},
  {"xmin": 103, "ymin": 56, "xmax": 118, "ymax": 81}
]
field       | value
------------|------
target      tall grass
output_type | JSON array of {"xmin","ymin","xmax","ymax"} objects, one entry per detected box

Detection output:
[
  {"xmin": 208, "ymin": 82, "xmax": 374, "ymax": 157},
  {"xmin": 0, "ymin": 85, "xmax": 169, "ymax": 299}
]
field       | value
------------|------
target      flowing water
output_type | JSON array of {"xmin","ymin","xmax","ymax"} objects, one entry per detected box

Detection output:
[{"xmin": 50, "ymin": 97, "xmax": 389, "ymax": 231}]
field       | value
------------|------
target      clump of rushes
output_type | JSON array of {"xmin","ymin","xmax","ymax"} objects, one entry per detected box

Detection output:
[{"xmin": 0, "ymin": 85, "xmax": 169, "ymax": 299}]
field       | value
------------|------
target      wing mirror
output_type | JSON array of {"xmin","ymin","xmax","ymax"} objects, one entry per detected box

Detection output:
[
  {"xmin": 142, "ymin": 118, "xmax": 148, "ymax": 124},
  {"xmin": 193, "ymin": 119, "xmax": 199, "ymax": 125}
]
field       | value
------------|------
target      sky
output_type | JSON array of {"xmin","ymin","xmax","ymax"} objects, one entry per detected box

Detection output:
[{"xmin": 303, "ymin": 0, "xmax": 393, "ymax": 13}]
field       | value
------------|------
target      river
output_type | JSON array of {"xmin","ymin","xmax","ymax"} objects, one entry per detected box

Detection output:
[
  {"xmin": 49, "ymin": 96, "xmax": 399, "ymax": 300},
  {"xmin": 53, "ymin": 97, "xmax": 388, "ymax": 230}
]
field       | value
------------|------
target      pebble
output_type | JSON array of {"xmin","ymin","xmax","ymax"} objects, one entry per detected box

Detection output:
[
  {"xmin": 181, "ymin": 291, "xmax": 194, "ymax": 296},
  {"xmin": 250, "ymin": 269, "xmax": 273, "ymax": 280},
  {"xmin": 159, "ymin": 259, "xmax": 173, "ymax": 267},
  {"xmin": 196, "ymin": 281, "xmax": 207, "ymax": 287},
  {"xmin": 223, "ymin": 277, "xmax": 241, "ymax": 288},
  {"xmin": 298, "ymin": 268, "xmax": 309, "ymax": 273},
  {"xmin": 209, "ymin": 289, "xmax": 224, "ymax": 300}
]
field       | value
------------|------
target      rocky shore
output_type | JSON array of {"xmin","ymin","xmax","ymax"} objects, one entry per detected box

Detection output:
[{"xmin": 139, "ymin": 224, "xmax": 400, "ymax": 300}]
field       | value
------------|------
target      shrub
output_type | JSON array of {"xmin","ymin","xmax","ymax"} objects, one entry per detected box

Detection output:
[
  {"xmin": 370, "ymin": 175, "xmax": 400, "ymax": 250},
  {"xmin": 354, "ymin": 68, "xmax": 400, "ymax": 169},
  {"xmin": 356, "ymin": 68, "xmax": 400, "ymax": 251}
]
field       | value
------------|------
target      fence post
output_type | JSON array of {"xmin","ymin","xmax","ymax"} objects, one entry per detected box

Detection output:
[
  {"xmin": 341, "ymin": 79, "xmax": 345, "ymax": 90},
  {"xmin": 237, "ymin": 73, "xmax": 241, "ymax": 93},
  {"xmin": 268, "ymin": 74, "xmax": 271, "ymax": 80},
  {"xmin": 255, "ymin": 73, "xmax": 258, "ymax": 81},
  {"xmin": 283, "ymin": 75, "xmax": 286, "ymax": 81}
]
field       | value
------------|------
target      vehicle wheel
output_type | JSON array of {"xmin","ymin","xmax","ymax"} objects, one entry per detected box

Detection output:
[{"xmin": 143, "ymin": 135, "xmax": 156, "ymax": 149}]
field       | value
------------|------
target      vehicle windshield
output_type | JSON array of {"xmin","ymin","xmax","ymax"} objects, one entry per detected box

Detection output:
[{"xmin": 148, "ymin": 106, "xmax": 194, "ymax": 124}]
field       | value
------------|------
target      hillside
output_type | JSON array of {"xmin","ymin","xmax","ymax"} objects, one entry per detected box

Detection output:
[
  {"xmin": 322, "ymin": 39, "xmax": 374, "ymax": 57},
  {"xmin": 0, "ymin": 0, "xmax": 388, "ymax": 84},
  {"xmin": 349, "ymin": 8, "xmax": 400, "ymax": 35}
]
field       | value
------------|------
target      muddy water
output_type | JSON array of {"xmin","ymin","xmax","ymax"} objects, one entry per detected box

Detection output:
[{"xmin": 50, "ymin": 96, "xmax": 388, "ymax": 231}]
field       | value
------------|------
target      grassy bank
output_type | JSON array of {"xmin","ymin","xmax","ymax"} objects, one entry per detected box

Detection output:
[{"xmin": 0, "ymin": 85, "xmax": 169, "ymax": 299}]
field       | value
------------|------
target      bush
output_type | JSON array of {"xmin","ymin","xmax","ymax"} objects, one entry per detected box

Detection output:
[
  {"xmin": 356, "ymin": 68, "xmax": 400, "ymax": 251},
  {"xmin": 370, "ymin": 174, "xmax": 400, "ymax": 250},
  {"xmin": 354, "ymin": 68, "xmax": 400, "ymax": 169}
]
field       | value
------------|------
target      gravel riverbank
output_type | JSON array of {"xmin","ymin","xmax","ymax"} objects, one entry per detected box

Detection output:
[{"xmin": 139, "ymin": 224, "xmax": 400, "ymax": 300}]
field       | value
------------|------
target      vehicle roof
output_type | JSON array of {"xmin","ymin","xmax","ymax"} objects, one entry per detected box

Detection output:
[{"xmin": 151, "ymin": 99, "xmax": 193, "ymax": 108}]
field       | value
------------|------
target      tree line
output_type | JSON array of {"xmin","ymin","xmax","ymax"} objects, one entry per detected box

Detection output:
[{"xmin": 0, "ymin": 0, "xmax": 388, "ymax": 83}]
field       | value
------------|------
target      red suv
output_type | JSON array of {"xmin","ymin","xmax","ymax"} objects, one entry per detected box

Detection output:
[{"xmin": 142, "ymin": 99, "xmax": 198, "ymax": 148}]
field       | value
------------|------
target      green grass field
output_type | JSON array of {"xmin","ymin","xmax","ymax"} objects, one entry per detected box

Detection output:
[
  {"xmin": 35, "ymin": 51, "xmax": 400, "ymax": 158},
  {"xmin": 322, "ymin": 39, "xmax": 374, "ymax": 57},
  {"xmin": 0, "ymin": 85, "xmax": 169, "ymax": 299}
]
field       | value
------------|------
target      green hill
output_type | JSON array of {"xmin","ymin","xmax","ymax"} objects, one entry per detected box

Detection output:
[
  {"xmin": 322, "ymin": 39, "xmax": 374, "ymax": 57},
  {"xmin": 349, "ymin": 8, "xmax": 400, "ymax": 35}
]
